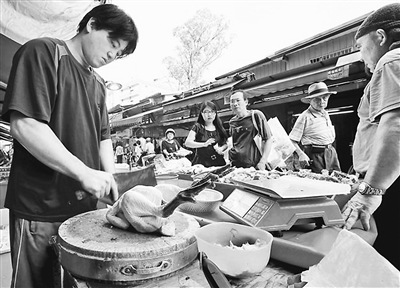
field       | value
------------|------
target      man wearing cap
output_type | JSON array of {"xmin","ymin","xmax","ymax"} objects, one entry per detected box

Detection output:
[
  {"xmin": 341, "ymin": 3, "xmax": 400, "ymax": 269},
  {"xmin": 289, "ymin": 82, "xmax": 341, "ymax": 174}
]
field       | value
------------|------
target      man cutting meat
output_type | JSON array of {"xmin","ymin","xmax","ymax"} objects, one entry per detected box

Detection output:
[{"xmin": 2, "ymin": 4, "xmax": 139, "ymax": 287}]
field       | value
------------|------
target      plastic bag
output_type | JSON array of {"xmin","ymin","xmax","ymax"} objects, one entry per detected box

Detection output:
[
  {"xmin": 266, "ymin": 117, "xmax": 296, "ymax": 169},
  {"xmin": 301, "ymin": 229, "xmax": 400, "ymax": 287}
]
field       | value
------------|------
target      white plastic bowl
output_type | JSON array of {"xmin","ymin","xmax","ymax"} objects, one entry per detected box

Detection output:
[
  {"xmin": 156, "ymin": 174, "xmax": 179, "ymax": 185},
  {"xmin": 179, "ymin": 188, "xmax": 223, "ymax": 214},
  {"xmin": 194, "ymin": 222, "xmax": 273, "ymax": 278}
]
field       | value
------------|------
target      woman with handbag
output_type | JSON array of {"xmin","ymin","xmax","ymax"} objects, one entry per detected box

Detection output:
[
  {"xmin": 228, "ymin": 90, "xmax": 273, "ymax": 170},
  {"xmin": 185, "ymin": 101, "xmax": 228, "ymax": 167}
]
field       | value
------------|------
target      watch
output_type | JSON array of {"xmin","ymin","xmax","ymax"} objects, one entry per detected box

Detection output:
[{"xmin": 357, "ymin": 181, "xmax": 386, "ymax": 196}]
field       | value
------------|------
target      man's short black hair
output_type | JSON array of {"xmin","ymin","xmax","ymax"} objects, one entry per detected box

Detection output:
[
  {"xmin": 230, "ymin": 89, "xmax": 250, "ymax": 100},
  {"xmin": 78, "ymin": 4, "xmax": 139, "ymax": 57}
]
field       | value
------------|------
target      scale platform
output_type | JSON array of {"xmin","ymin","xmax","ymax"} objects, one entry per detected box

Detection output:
[
  {"xmin": 220, "ymin": 188, "xmax": 344, "ymax": 231},
  {"xmin": 219, "ymin": 176, "xmax": 350, "ymax": 232}
]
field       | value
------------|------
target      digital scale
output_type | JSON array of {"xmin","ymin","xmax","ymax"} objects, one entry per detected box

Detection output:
[{"xmin": 220, "ymin": 177, "xmax": 348, "ymax": 232}]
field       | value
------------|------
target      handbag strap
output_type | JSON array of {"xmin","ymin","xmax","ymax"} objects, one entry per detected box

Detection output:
[{"xmin": 251, "ymin": 110, "xmax": 260, "ymax": 133}]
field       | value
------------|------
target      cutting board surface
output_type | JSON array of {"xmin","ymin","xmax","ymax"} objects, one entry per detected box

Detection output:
[
  {"xmin": 58, "ymin": 209, "xmax": 199, "ymax": 256},
  {"xmin": 58, "ymin": 209, "xmax": 200, "ymax": 283}
]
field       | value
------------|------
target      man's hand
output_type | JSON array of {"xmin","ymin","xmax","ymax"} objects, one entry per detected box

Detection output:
[
  {"xmin": 256, "ymin": 160, "xmax": 271, "ymax": 171},
  {"xmin": 256, "ymin": 161, "xmax": 266, "ymax": 170},
  {"xmin": 298, "ymin": 152, "xmax": 311, "ymax": 167},
  {"xmin": 80, "ymin": 168, "xmax": 118, "ymax": 201},
  {"xmin": 213, "ymin": 144, "xmax": 223, "ymax": 155},
  {"xmin": 341, "ymin": 191, "xmax": 382, "ymax": 231}
]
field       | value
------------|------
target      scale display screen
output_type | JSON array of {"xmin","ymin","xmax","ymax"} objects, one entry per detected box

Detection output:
[
  {"xmin": 223, "ymin": 189, "xmax": 259, "ymax": 217},
  {"xmin": 222, "ymin": 188, "xmax": 276, "ymax": 226}
]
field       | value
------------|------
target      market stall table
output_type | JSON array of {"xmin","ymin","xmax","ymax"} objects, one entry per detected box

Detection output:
[
  {"xmin": 67, "ymin": 258, "xmax": 298, "ymax": 288},
  {"xmin": 57, "ymin": 208, "xmax": 299, "ymax": 288}
]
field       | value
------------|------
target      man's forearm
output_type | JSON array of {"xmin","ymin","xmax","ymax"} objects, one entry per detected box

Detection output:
[
  {"xmin": 100, "ymin": 139, "xmax": 116, "ymax": 173},
  {"xmin": 10, "ymin": 112, "xmax": 88, "ymax": 182},
  {"xmin": 291, "ymin": 140, "xmax": 304, "ymax": 156},
  {"xmin": 364, "ymin": 109, "xmax": 400, "ymax": 190},
  {"xmin": 259, "ymin": 138, "xmax": 273, "ymax": 164}
]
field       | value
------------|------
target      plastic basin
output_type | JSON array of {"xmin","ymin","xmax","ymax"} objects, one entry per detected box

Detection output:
[{"xmin": 194, "ymin": 222, "xmax": 273, "ymax": 278}]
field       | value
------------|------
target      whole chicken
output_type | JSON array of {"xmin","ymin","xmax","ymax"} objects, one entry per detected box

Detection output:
[{"xmin": 106, "ymin": 184, "xmax": 181, "ymax": 236}]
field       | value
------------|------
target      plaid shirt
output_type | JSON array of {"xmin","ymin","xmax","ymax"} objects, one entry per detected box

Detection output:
[{"xmin": 289, "ymin": 107, "xmax": 335, "ymax": 145}]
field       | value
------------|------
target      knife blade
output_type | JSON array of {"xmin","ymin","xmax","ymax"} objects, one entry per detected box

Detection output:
[
  {"xmin": 199, "ymin": 251, "xmax": 231, "ymax": 288},
  {"xmin": 75, "ymin": 165, "xmax": 157, "ymax": 205}
]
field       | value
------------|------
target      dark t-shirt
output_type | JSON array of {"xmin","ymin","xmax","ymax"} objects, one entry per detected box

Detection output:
[
  {"xmin": 161, "ymin": 139, "xmax": 181, "ymax": 154},
  {"xmin": 229, "ymin": 110, "xmax": 272, "ymax": 168},
  {"xmin": 190, "ymin": 123, "xmax": 226, "ymax": 167},
  {"xmin": 1, "ymin": 38, "xmax": 110, "ymax": 222}
]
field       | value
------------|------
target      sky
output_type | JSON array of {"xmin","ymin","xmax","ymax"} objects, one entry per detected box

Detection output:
[{"xmin": 96, "ymin": 0, "xmax": 397, "ymax": 94}]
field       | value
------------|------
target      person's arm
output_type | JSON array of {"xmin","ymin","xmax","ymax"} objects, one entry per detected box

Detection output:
[
  {"xmin": 162, "ymin": 149, "xmax": 170, "ymax": 157},
  {"xmin": 161, "ymin": 141, "xmax": 170, "ymax": 157},
  {"xmin": 175, "ymin": 139, "xmax": 182, "ymax": 150},
  {"xmin": 364, "ymin": 108, "xmax": 400, "ymax": 189},
  {"xmin": 100, "ymin": 139, "xmax": 116, "ymax": 173},
  {"xmin": 288, "ymin": 112, "xmax": 310, "ymax": 166},
  {"xmin": 10, "ymin": 111, "xmax": 117, "ymax": 200},
  {"xmin": 184, "ymin": 130, "xmax": 215, "ymax": 148},
  {"xmin": 291, "ymin": 140, "xmax": 310, "ymax": 165},
  {"xmin": 257, "ymin": 137, "xmax": 273, "ymax": 170},
  {"xmin": 343, "ymin": 108, "xmax": 400, "ymax": 230},
  {"xmin": 215, "ymin": 143, "xmax": 228, "ymax": 155},
  {"xmin": 254, "ymin": 111, "xmax": 272, "ymax": 170},
  {"xmin": 99, "ymin": 139, "xmax": 118, "ymax": 201}
]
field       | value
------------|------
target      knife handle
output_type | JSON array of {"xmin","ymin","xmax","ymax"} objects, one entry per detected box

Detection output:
[{"xmin": 75, "ymin": 190, "xmax": 114, "ymax": 205}]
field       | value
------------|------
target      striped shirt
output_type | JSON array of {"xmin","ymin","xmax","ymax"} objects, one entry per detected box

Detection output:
[
  {"xmin": 353, "ymin": 48, "xmax": 400, "ymax": 174},
  {"xmin": 289, "ymin": 107, "xmax": 335, "ymax": 145}
]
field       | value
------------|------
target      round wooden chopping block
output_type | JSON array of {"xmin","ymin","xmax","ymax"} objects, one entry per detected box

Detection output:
[{"xmin": 57, "ymin": 209, "xmax": 200, "ymax": 284}]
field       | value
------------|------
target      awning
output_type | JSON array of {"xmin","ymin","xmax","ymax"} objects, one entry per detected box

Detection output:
[
  {"xmin": 163, "ymin": 79, "xmax": 245, "ymax": 113},
  {"xmin": 328, "ymin": 51, "xmax": 363, "ymax": 81},
  {"xmin": 245, "ymin": 64, "xmax": 336, "ymax": 98},
  {"xmin": 245, "ymin": 51, "xmax": 363, "ymax": 99},
  {"xmin": 110, "ymin": 107, "xmax": 162, "ymax": 128},
  {"xmin": 335, "ymin": 51, "xmax": 362, "ymax": 68}
]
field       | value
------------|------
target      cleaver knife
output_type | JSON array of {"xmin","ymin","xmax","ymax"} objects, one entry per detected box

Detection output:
[{"xmin": 75, "ymin": 164, "xmax": 157, "ymax": 205}]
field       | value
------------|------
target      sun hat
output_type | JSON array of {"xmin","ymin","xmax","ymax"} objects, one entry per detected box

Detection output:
[
  {"xmin": 301, "ymin": 82, "xmax": 337, "ymax": 103},
  {"xmin": 165, "ymin": 128, "xmax": 175, "ymax": 136},
  {"xmin": 355, "ymin": 3, "xmax": 400, "ymax": 40}
]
